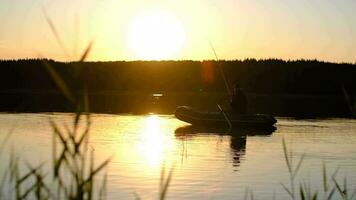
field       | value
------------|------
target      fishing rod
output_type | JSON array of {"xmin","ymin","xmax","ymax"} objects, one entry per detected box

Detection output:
[
  {"xmin": 208, "ymin": 41, "xmax": 232, "ymax": 95},
  {"xmin": 208, "ymin": 41, "xmax": 232, "ymax": 131}
]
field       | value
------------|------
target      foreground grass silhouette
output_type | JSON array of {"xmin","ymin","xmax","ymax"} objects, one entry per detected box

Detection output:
[
  {"xmin": 0, "ymin": 30, "xmax": 111, "ymax": 198},
  {"xmin": 279, "ymin": 139, "xmax": 354, "ymax": 200}
]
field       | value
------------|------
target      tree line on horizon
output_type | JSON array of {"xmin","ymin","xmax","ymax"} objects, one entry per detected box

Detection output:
[{"xmin": 0, "ymin": 58, "xmax": 356, "ymax": 95}]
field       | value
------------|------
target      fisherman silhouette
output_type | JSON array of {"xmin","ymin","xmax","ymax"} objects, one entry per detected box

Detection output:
[{"xmin": 230, "ymin": 83, "xmax": 247, "ymax": 114}]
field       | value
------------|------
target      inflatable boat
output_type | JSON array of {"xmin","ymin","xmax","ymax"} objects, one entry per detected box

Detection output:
[{"xmin": 175, "ymin": 106, "xmax": 277, "ymax": 128}]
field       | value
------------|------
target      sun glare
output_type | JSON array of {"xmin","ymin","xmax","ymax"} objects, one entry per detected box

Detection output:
[
  {"xmin": 139, "ymin": 115, "xmax": 171, "ymax": 167},
  {"xmin": 126, "ymin": 10, "xmax": 186, "ymax": 60}
]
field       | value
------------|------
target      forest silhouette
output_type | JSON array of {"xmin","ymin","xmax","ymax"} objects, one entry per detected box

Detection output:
[{"xmin": 1, "ymin": 59, "xmax": 355, "ymax": 117}]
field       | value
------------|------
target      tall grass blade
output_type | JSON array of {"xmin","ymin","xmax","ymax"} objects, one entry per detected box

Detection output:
[
  {"xmin": 99, "ymin": 171, "xmax": 108, "ymax": 200},
  {"xmin": 160, "ymin": 165, "xmax": 165, "ymax": 191},
  {"xmin": 300, "ymin": 184, "xmax": 305, "ymax": 200},
  {"xmin": 303, "ymin": 182, "xmax": 310, "ymax": 200},
  {"xmin": 79, "ymin": 41, "xmax": 93, "ymax": 62},
  {"xmin": 20, "ymin": 183, "xmax": 38, "ymax": 200},
  {"xmin": 293, "ymin": 153, "xmax": 305, "ymax": 178},
  {"xmin": 17, "ymin": 164, "xmax": 42, "ymax": 185},
  {"xmin": 74, "ymin": 112, "xmax": 82, "ymax": 131},
  {"xmin": 289, "ymin": 146, "xmax": 293, "ymax": 174},
  {"xmin": 88, "ymin": 148, "xmax": 95, "ymax": 200},
  {"xmin": 75, "ymin": 129, "xmax": 89, "ymax": 153},
  {"xmin": 159, "ymin": 167, "xmax": 174, "ymax": 200},
  {"xmin": 341, "ymin": 84, "xmax": 356, "ymax": 118},
  {"xmin": 282, "ymin": 138, "xmax": 292, "ymax": 174},
  {"xmin": 250, "ymin": 189, "xmax": 254, "ymax": 200},
  {"xmin": 343, "ymin": 177, "xmax": 347, "ymax": 198},
  {"xmin": 52, "ymin": 125, "xmax": 57, "ymax": 175},
  {"xmin": 42, "ymin": 7, "xmax": 70, "ymax": 58},
  {"xmin": 54, "ymin": 149, "xmax": 68, "ymax": 178},
  {"xmin": 323, "ymin": 162, "xmax": 327, "ymax": 192},
  {"xmin": 281, "ymin": 183, "xmax": 293, "ymax": 198},
  {"xmin": 312, "ymin": 192, "xmax": 318, "ymax": 200},
  {"xmin": 84, "ymin": 158, "xmax": 110, "ymax": 184},
  {"xmin": 50, "ymin": 120, "xmax": 69, "ymax": 149},
  {"xmin": 333, "ymin": 176, "xmax": 346, "ymax": 199},
  {"xmin": 327, "ymin": 188, "xmax": 335, "ymax": 200},
  {"xmin": 43, "ymin": 61, "xmax": 75, "ymax": 103}
]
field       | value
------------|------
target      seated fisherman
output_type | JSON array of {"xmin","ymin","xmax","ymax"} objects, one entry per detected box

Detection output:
[{"xmin": 230, "ymin": 83, "xmax": 247, "ymax": 114}]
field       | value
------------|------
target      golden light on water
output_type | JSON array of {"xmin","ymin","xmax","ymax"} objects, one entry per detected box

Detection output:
[
  {"xmin": 125, "ymin": 10, "xmax": 186, "ymax": 60},
  {"xmin": 138, "ymin": 115, "xmax": 172, "ymax": 166}
]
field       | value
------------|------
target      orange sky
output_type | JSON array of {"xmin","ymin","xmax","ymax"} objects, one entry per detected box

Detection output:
[{"xmin": 0, "ymin": 0, "xmax": 356, "ymax": 62}]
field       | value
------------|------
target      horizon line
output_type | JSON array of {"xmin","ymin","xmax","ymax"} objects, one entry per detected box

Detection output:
[{"xmin": 1, "ymin": 57, "xmax": 355, "ymax": 65}]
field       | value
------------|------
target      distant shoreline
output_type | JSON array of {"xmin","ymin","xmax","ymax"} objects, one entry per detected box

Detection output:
[
  {"xmin": 0, "ymin": 59, "xmax": 355, "ymax": 117},
  {"xmin": 1, "ymin": 58, "xmax": 355, "ymax": 65},
  {"xmin": 0, "ymin": 92, "xmax": 350, "ymax": 118}
]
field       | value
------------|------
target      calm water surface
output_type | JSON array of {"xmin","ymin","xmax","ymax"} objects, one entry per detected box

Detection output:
[{"xmin": 0, "ymin": 113, "xmax": 356, "ymax": 199}]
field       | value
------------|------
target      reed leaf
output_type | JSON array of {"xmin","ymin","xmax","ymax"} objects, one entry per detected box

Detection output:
[
  {"xmin": 250, "ymin": 190, "xmax": 254, "ymax": 200},
  {"xmin": 160, "ymin": 165, "xmax": 165, "ymax": 190},
  {"xmin": 322, "ymin": 162, "xmax": 327, "ymax": 192},
  {"xmin": 54, "ymin": 147, "xmax": 67, "ymax": 178},
  {"xmin": 341, "ymin": 84, "xmax": 356, "ymax": 118},
  {"xmin": 89, "ymin": 158, "xmax": 110, "ymax": 179},
  {"xmin": 281, "ymin": 183, "xmax": 293, "ymax": 198},
  {"xmin": 79, "ymin": 41, "xmax": 93, "ymax": 62},
  {"xmin": 88, "ymin": 148, "xmax": 95, "ymax": 200},
  {"xmin": 343, "ymin": 177, "xmax": 348, "ymax": 198},
  {"xmin": 312, "ymin": 192, "xmax": 318, "ymax": 200},
  {"xmin": 74, "ymin": 111, "xmax": 82, "ymax": 132},
  {"xmin": 20, "ymin": 183, "xmax": 38, "ymax": 200},
  {"xmin": 17, "ymin": 164, "xmax": 42, "ymax": 185},
  {"xmin": 43, "ymin": 61, "xmax": 75, "ymax": 103},
  {"xmin": 75, "ymin": 128, "xmax": 90, "ymax": 154},
  {"xmin": 159, "ymin": 166, "xmax": 174, "ymax": 200},
  {"xmin": 282, "ymin": 138, "xmax": 292, "ymax": 175},
  {"xmin": 327, "ymin": 188, "xmax": 336, "ymax": 200},
  {"xmin": 333, "ymin": 176, "xmax": 346, "ymax": 199},
  {"xmin": 99, "ymin": 171, "xmax": 108, "ymax": 200},
  {"xmin": 300, "ymin": 184, "xmax": 305, "ymax": 200},
  {"xmin": 293, "ymin": 153, "xmax": 305, "ymax": 179},
  {"xmin": 42, "ymin": 7, "xmax": 70, "ymax": 58}
]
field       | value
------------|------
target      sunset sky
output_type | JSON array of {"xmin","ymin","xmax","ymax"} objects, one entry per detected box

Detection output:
[{"xmin": 0, "ymin": 0, "xmax": 356, "ymax": 62}]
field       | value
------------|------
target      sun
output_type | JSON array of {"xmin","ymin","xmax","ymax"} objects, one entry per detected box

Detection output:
[{"xmin": 126, "ymin": 10, "xmax": 186, "ymax": 60}]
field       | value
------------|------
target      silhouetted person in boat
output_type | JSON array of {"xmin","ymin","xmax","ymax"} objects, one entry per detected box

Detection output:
[{"xmin": 230, "ymin": 84, "xmax": 247, "ymax": 114}]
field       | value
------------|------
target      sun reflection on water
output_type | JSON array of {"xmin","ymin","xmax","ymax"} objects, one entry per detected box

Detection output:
[{"xmin": 138, "ymin": 115, "xmax": 172, "ymax": 167}]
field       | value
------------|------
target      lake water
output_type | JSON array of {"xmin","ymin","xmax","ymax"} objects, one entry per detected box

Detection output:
[{"xmin": 0, "ymin": 113, "xmax": 356, "ymax": 199}]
